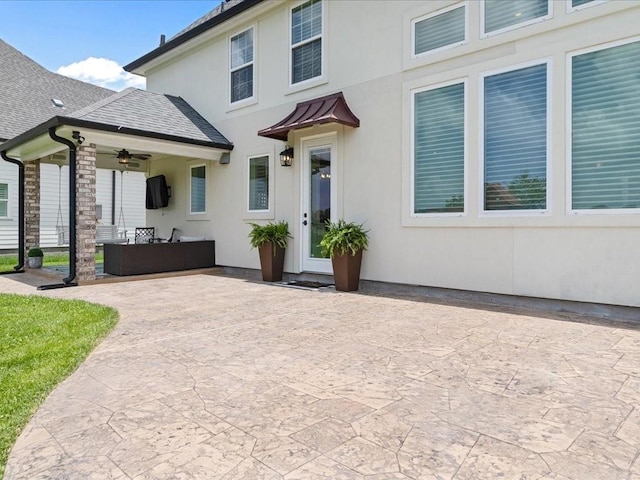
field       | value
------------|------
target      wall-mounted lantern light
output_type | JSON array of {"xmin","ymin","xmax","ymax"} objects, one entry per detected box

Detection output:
[{"xmin": 279, "ymin": 146, "xmax": 294, "ymax": 167}]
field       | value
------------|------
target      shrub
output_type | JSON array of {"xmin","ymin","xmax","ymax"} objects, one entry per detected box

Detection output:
[{"xmin": 320, "ymin": 220, "xmax": 369, "ymax": 257}]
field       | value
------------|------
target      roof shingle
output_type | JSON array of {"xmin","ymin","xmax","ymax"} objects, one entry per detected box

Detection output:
[
  {"xmin": 0, "ymin": 39, "xmax": 113, "ymax": 142},
  {"xmin": 68, "ymin": 88, "xmax": 232, "ymax": 148}
]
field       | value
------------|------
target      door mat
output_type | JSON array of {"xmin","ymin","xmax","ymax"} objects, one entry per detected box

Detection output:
[{"xmin": 279, "ymin": 280, "xmax": 334, "ymax": 290}]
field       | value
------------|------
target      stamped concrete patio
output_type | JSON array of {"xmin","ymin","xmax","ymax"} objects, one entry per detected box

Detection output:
[{"xmin": 2, "ymin": 272, "xmax": 640, "ymax": 479}]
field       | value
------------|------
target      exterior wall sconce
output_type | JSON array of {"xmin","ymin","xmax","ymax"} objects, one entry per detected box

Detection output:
[{"xmin": 280, "ymin": 146, "xmax": 294, "ymax": 167}]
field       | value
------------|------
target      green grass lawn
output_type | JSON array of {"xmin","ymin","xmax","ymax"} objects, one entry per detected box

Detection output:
[
  {"xmin": 0, "ymin": 294, "xmax": 118, "ymax": 477},
  {"xmin": 0, "ymin": 251, "xmax": 104, "ymax": 272}
]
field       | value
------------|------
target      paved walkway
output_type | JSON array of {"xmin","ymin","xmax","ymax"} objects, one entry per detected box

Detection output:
[{"xmin": 2, "ymin": 273, "xmax": 640, "ymax": 479}]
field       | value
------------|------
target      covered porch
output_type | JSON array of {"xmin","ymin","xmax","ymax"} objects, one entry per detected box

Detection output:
[{"xmin": 0, "ymin": 88, "xmax": 232, "ymax": 286}]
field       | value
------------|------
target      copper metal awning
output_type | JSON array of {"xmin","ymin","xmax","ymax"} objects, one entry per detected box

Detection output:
[{"xmin": 258, "ymin": 92, "xmax": 360, "ymax": 141}]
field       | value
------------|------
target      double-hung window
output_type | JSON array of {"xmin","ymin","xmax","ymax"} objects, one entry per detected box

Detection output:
[
  {"xmin": 571, "ymin": 39, "xmax": 640, "ymax": 211},
  {"xmin": 413, "ymin": 81, "xmax": 466, "ymax": 215},
  {"xmin": 230, "ymin": 28, "xmax": 254, "ymax": 104},
  {"xmin": 248, "ymin": 155, "xmax": 269, "ymax": 211},
  {"xmin": 482, "ymin": 62, "xmax": 549, "ymax": 212},
  {"xmin": 482, "ymin": 0, "xmax": 551, "ymax": 37},
  {"xmin": 0, "ymin": 183, "xmax": 7, "ymax": 218},
  {"xmin": 291, "ymin": 0, "xmax": 322, "ymax": 85},
  {"xmin": 190, "ymin": 165, "xmax": 206, "ymax": 214},
  {"xmin": 413, "ymin": 3, "xmax": 466, "ymax": 57}
]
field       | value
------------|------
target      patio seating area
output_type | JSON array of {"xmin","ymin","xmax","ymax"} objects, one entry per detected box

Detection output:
[{"xmin": 1, "ymin": 273, "xmax": 639, "ymax": 479}]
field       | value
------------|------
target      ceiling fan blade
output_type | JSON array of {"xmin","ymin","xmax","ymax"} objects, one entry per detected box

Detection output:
[{"xmin": 132, "ymin": 154, "xmax": 151, "ymax": 160}]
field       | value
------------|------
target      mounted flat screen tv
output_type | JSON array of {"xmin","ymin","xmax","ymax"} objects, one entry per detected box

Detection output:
[{"xmin": 146, "ymin": 175, "xmax": 170, "ymax": 209}]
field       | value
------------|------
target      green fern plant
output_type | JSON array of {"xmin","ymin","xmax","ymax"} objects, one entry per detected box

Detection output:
[
  {"xmin": 320, "ymin": 220, "xmax": 369, "ymax": 258},
  {"xmin": 248, "ymin": 221, "xmax": 291, "ymax": 250}
]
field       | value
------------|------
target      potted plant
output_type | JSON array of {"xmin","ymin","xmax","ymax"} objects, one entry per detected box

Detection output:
[
  {"xmin": 27, "ymin": 246, "xmax": 44, "ymax": 269},
  {"xmin": 320, "ymin": 220, "xmax": 369, "ymax": 292},
  {"xmin": 248, "ymin": 221, "xmax": 291, "ymax": 282}
]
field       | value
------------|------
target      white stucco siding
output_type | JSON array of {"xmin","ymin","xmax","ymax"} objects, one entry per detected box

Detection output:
[{"xmin": 143, "ymin": 0, "xmax": 640, "ymax": 307}]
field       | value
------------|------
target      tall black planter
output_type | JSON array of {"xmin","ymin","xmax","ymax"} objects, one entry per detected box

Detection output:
[
  {"xmin": 331, "ymin": 249, "xmax": 363, "ymax": 292},
  {"xmin": 258, "ymin": 243, "xmax": 285, "ymax": 282}
]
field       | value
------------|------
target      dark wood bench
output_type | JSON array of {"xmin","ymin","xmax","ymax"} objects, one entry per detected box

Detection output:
[{"xmin": 104, "ymin": 241, "xmax": 215, "ymax": 276}]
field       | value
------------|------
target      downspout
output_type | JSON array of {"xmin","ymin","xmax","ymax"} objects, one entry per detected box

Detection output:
[
  {"xmin": 48, "ymin": 127, "xmax": 77, "ymax": 285},
  {"xmin": 0, "ymin": 151, "xmax": 25, "ymax": 273}
]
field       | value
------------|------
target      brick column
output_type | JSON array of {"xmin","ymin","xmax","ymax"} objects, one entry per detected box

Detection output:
[
  {"xmin": 76, "ymin": 144, "xmax": 97, "ymax": 282},
  {"xmin": 24, "ymin": 159, "xmax": 40, "ymax": 266}
]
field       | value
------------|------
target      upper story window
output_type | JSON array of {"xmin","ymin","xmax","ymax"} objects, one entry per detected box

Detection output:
[
  {"xmin": 413, "ymin": 81, "xmax": 466, "ymax": 215},
  {"xmin": 230, "ymin": 28, "xmax": 254, "ymax": 104},
  {"xmin": 570, "ymin": 39, "xmax": 640, "ymax": 212},
  {"xmin": 291, "ymin": 0, "xmax": 322, "ymax": 85},
  {"xmin": 482, "ymin": 62, "xmax": 549, "ymax": 213},
  {"xmin": 0, "ymin": 183, "xmax": 7, "ymax": 217},
  {"xmin": 482, "ymin": 0, "xmax": 551, "ymax": 37},
  {"xmin": 190, "ymin": 165, "xmax": 206, "ymax": 214},
  {"xmin": 248, "ymin": 155, "xmax": 269, "ymax": 212},
  {"xmin": 413, "ymin": 3, "xmax": 467, "ymax": 57}
]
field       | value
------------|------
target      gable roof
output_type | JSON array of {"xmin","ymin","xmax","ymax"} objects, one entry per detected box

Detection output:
[
  {"xmin": 0, "ymin": 39, "xmax": 113, "ymax": 142},
  {"xmin": 125, "ymin": 0, "xmax": 263, "ymax": 73},
  {"xmin": 1, "ymin": 88, "xmax": 233, "ymax": 154}
]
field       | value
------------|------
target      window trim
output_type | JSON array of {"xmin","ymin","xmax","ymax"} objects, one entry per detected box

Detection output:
[
  {"xmin": 247, "ymin": 154, "xmax": 271, "ymax": 214},
  {"xmin": 479, "ymin": 58, "xmax": 552, "ymax": 217},
  {"xmin": 411, "ymin": 78, "xmax": 468, "ymax": 218},
  {"xmin": 566, "ymin": 0, "xmax": 607, "ymax": 14},
  {"xmin": 480, "ymin": 0, "xmax": 553, "ymax": 39},
  {"xmin": 0, "ymin": 182, "xmax": 8, "ymax": 219},
  {"xmin": 411, "ymin": 2, "xmax": 468, "ymax": 59},
  {"xmin": 229, "ymin": 25, "xmax": 257, "ymax": 108},
  {"xmin": 188, "ymin": 163, "xmax": 207, "ymax": 216},
  {"xmin": 566, "ymin": 36, "xmax": 640, "ymax": 215},
  {"xmin": 288, "ymin": 0, "xmax": 326, "ymax": 90}
]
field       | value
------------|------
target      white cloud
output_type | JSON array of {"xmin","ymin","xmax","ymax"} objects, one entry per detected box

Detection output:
[{"xmin": 56, "ymin": 57, "xmax": 145, "ymax": 91}]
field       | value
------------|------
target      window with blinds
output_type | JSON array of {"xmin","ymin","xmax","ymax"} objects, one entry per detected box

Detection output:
[
  {"xmin": 190, "ymin": 165, "xmax": 206, "ymax": 214},
  {"xmin": 230, "ymin": 28, "xmax": 254, "ymax": 104},
  {"xmin": 413, "ymin": 82, "xmax": 465, "ymax": 214},
  {"xmin": 0, "ymin": 183, "xmax": 7, "ymax": 217},
  {"xmin": 291, "ymin": 0, "xmax": 322, "ymax": 84},
  {"xmin": 413, "ymin": 4, "xmax": 466, "ymax": 56},
  {"xmin": 571, "ymin": 0, "xmax": 602, "ymax": 8},
  {"xmin": 249, "ymin": 156, "xmax": 269, "ymax": 211},
  {"xmin": 571, "ymin": 40, "xmax": 640, "ymax": 211},
  {"xmin": 483, "ymin": 0, "xmax": 550, "ymax": 36},
  {"xmin": 483, "ymin": 63, "xmax": 548, "ymax": 211}
]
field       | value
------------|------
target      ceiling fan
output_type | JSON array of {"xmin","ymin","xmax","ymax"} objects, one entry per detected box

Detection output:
[{"xmin": 113, "ymin": 149, "xmax": 151, "ymax": 167}]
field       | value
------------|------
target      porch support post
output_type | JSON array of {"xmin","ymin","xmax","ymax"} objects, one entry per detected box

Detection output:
[
  {"xmin": 76, "ymin": 144, "xmax": 97, "ymax": 282},
  {"xmin": 24, "ymin": 159, "xmax": 40, "ymax": 266}
]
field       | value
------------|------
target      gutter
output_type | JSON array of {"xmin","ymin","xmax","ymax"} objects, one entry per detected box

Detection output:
[
  {"xmin": 0, "ymin": 115, "xmax": 233, "ymax": 155},
  {"xmin": 0, "ymin": 151, "xmax": 25, "ymax": 273},
  {"xmin": 43, "ymin": 127, "xmax": 78, "ymax": 288}
]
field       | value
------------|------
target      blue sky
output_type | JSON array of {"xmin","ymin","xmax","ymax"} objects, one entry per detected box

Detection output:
[{"xmin": 2, "ymin": 1, "xmax": 221, "ymax": 90}]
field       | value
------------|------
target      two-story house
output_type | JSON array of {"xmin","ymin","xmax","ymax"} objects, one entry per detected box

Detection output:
[
  {"xmin": 2, "ymin": 0, "xmax": 639, "ymax": 308},
  {"xmin": 124, "ymin": 0, "xmax": 640, "ymax": 308}
]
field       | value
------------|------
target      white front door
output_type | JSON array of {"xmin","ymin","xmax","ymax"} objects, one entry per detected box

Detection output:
[{"xmin": 301, "ymin": 135, "xmax": 336, "ymax": 273}]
